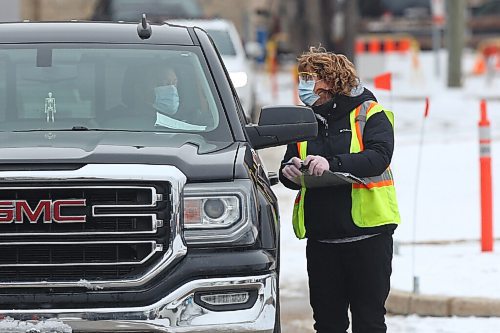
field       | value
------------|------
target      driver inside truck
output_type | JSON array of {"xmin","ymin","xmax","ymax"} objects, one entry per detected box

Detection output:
[
  {"xmin": 151, "ymin": 66, "xmax": 179, "ymax": 117},
  {"xmin": 150, "ymin": 65, "xmax": 207, "ymax": 131}
]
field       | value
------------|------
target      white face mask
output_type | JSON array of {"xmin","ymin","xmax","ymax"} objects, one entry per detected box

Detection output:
[
  {"xmin": 298, "ymin": 78, "xmax": 320, "ymax": 106},
  {"xmin": 153, "ymin": 85, "xmax": 179, "ymax": 115}
]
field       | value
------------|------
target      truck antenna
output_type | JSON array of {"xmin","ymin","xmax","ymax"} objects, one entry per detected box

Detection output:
[{"xmin": 137, "ymin": 14, "xmax": 152, "ymax": 40}]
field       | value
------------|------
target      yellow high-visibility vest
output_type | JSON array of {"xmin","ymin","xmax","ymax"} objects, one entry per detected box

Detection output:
[{"xmin": 292, "ymin": 101, "xmax": 400, "ymax": 239}]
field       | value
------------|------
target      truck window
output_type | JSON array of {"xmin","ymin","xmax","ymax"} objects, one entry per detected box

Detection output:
[{"xmin": 0, "ymin": 45, "xmax": 231, "ymax": 140}]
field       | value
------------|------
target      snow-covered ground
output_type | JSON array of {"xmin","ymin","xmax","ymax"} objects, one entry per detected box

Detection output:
[
  {"xmin": 289, "ymin": 315, "xmax": 500, "ymax": 333},
  {"xmin": 256, "ymin": 49, "xmax": 500, "ymax": 331}
]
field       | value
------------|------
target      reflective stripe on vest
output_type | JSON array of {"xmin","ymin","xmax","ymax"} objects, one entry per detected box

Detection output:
[
  {"xmin": 292, "ymin": 141, "xmax": 307, "ymax": 239},
  {"xmin": 291, "ymin": 101, "xmax": 400, "ymax": 239},
  {"xmin": 350, "ymin": 101, "xmax": 400, "ymax": 228}
]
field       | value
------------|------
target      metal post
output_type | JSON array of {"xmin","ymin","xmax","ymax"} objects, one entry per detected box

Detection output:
[
  {"xmin": 413, "ymin": 276, "xmax": 420, "ymax": 294},
  {"xmin": 432, "ymin": 26, "xmax": 441, "ymax": 78},
  {"xmin": 447, "ymin": 0, "xmax": 465, "ymax": 87},
  {"xmin": 431, "ymin": 0, "xmax": 445, "ymax": 78}
]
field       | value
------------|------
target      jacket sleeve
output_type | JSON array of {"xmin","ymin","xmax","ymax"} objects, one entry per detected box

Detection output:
[
  {"xmin": 330, "ymin": 112, "xmax": 394, "ymax": 177},
  {"xmin": 278, "ymin": 143, "xmax": 301, "ymax": 190}
]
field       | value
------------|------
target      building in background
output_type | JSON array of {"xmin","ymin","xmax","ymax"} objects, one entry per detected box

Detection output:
[
  {"xmin": 201, "ymin": 0, "xmax": 268, "ymax": 44},
  {"xmin": 16, "ymin": 0, "xmax": 500, "ymax": 56},
  {"xmin": 90, "ymin": 0, "xmax": 205, "ymax": 22},
  {"xmin": 18, "ymin": 0, "xmax": 268, "ymax": 46},
  {"xmin": 0, "ymin": 0, "xmax": 20, "ymax": 21},
  {"xmin": 20, "ymin": 0, "xmax": 97, "ymax": 22}
]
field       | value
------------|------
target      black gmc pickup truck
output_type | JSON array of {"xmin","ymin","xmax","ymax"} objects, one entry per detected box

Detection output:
[{"xmin": 0, "ymin": 19, "xmax": 317, "ymax": 333}]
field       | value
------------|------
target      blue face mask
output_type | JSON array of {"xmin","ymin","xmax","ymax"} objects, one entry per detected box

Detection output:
[
  {"xmin": 298, "ymin": 78, "xmax": 320, "ymax": 106},
  {"xmin": 153, "ymin": 85, "xmax": 179, "ymax": 115}
]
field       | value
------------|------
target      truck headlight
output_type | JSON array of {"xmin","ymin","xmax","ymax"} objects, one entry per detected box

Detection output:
[
  {"xmin": 182, "ymin": 180, "xmax": 257, "ymax": 245},
  {"xmin": 184, "ymin": 196, "xmax": 240, "ymax": 228}
]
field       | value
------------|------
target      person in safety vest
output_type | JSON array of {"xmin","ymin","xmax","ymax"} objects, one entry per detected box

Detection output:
[{"xmin": 279, "ymin": 46, "xmax": 400, "ymax": 333}]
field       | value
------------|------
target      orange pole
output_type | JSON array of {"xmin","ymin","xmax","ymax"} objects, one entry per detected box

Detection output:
[
  {"xmin": 266, "ymin": 40, "xmax": 279, "ymax": 99},
  {"xmin": 385, "ymin": 38, "xmax": 395, "ymax": 53},
  {"xmin": 399, "ymin": 38, "xmax": 411, "ymax": 53},
  {"xmin": 479, "ymin": 99, "xmax": 493, "ymax": 252},
  {"xmin": 292, "ymin": 65, "xmax": 300, "ymax": 105},
  {"xmin": 271, "ymin": 56, "xmax": 278, "ymax": 99},
  {"xmin": 355, "ymin": 40, "xmax": 365, "ymax": 54},
  {"xmin": 369, "ymin": 39, "xmax": 380, "ymax": 53}
]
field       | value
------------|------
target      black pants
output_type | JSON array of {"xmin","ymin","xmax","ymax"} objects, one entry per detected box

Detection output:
[{"xmin": 306, "ymin": 233, "xmax": 393, "ymax": 333}]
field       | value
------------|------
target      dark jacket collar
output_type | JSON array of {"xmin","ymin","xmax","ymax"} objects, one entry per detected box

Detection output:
[{"xmin": 312, "ymin": 86, "xmax": 377, "ymax": 121}]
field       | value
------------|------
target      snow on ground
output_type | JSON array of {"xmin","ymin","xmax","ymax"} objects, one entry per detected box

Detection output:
[
  {"xmin": 255, "ymin": 49, "xmax": 500, "ymax": 329},
  {"xmin": 0, "ymin": 317, "xmax": 72, "ymax": 333},
  {"xmin": 288, "ymin": 315, "xmax": 500, "ymax": 333},
  {"xmin": 387, "ymin": 315, "xmax": 500, "ymax": 333}
]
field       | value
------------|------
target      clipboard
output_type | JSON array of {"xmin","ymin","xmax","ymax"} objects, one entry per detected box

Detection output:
[{"xmin": 292, "ymin": 170, "xmax": 367, "ymax": 188}]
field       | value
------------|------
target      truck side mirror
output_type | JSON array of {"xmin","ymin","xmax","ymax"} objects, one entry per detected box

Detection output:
[{"xmin": 245, "ymin": 105, "xmax": 318, "ymax": 150}]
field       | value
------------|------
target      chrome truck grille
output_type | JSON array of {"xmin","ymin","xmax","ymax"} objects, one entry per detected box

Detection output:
[
  {"xmin": 0, "ymin": 186, "xmax": 164, "ymax": 235},
  {"xmin": 0, "ymin": 164, "xmax": 187, "ymax": 289}
]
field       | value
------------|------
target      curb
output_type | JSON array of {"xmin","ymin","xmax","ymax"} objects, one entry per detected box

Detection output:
[{"xmin": 387, "ymin": 289, "xmax": 500, "ymax": 317}]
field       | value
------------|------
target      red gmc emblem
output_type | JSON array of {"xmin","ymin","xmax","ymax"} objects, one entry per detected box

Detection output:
[{"xmin": 0, "ymin": 199, "xmax": 87, "ymax": 223}]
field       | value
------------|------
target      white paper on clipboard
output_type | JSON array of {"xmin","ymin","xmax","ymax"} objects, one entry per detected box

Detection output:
[{"xmin": 292, "ymin": 170, "xmax": 367, "ymax": 188}]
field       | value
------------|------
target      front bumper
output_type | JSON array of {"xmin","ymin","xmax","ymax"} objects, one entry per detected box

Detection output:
[{"xmin": 0, "ymin": 274, "xmax": 276, "ymax": 333}]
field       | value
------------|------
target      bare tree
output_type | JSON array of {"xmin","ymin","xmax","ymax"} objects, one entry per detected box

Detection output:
[
  {"xmin": 343, "ymin": 0, "xmax": 358, "ymax": 61},
  {"xmin": 278, "ymin": 0, "xmax": 358, "ymax": 58},
  {"xmin": 330, "ymin": 0, "xmax": 358, "ymax": 60},
  {"xmin": 318, "ymin": 0, "xmax": 335, "ymax": 51}
]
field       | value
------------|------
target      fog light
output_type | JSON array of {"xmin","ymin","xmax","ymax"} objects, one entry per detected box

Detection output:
[
  {"xmin": 194, "ymin": 290, "xmax": 257, "ymax": 311},
  {"xmin": 200, "ymin": 292, "xmax": 249, "ymax": 306}
]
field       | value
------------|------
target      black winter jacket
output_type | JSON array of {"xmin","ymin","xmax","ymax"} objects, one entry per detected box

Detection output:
[{"xmin": 279, "ymin": 87, "xmax": 398, "ymax": 240}]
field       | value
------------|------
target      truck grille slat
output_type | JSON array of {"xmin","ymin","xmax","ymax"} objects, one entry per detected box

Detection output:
[
  {"xmin": 0, "ymin": 216, "xmax": 155, "ymax": 234},
  {"xmin": 2, "ymin": 266, "xmax": 137, "ymax": 282},
  {"xmin": 0, "ymin": 242, "xmax": 158, "ymax": 266}
]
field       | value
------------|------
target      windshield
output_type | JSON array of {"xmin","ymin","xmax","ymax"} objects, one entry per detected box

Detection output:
[
  {"xmin": 0, "ymin": 45, "xmax": 231, "ymax": 139},
  {"xmin": 111, "ymin": 0, "xmax": 203, "ymax": 21},
  {"xmin": 206, "ymin": 29, "xmax": 237, "ymax": 56}
]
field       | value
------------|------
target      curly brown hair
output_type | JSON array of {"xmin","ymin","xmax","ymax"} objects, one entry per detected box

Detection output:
[{"xmin": 297, "ymin": 46, "xmax": 359, "ymax": 96}]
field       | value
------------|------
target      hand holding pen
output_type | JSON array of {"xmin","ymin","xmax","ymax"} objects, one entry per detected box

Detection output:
[
  {"xmin": 282, "ymin": 155, "xmax": 330, "ymax": 180},
  {"xmin": 281, "ymin": 157, "xmax": 309, "ymax": 181}
]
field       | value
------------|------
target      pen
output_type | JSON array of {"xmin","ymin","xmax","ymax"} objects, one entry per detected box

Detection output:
[{"xmin": 281, "ymin": 161, "xmax": 310, "ymax": 172}]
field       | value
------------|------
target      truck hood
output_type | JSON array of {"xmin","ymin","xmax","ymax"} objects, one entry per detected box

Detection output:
[{"xmin": 0, "ymin": 131, "xmax": 239, "ymax": 181}]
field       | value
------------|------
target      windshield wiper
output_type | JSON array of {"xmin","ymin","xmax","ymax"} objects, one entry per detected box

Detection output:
[
  {"xmin": 11, "ymin": 126, "xmax": 90, "ymax": 132},
  {"xmin": 10, "ymin": 128, "xmax": 173, "ymax": 133}
]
